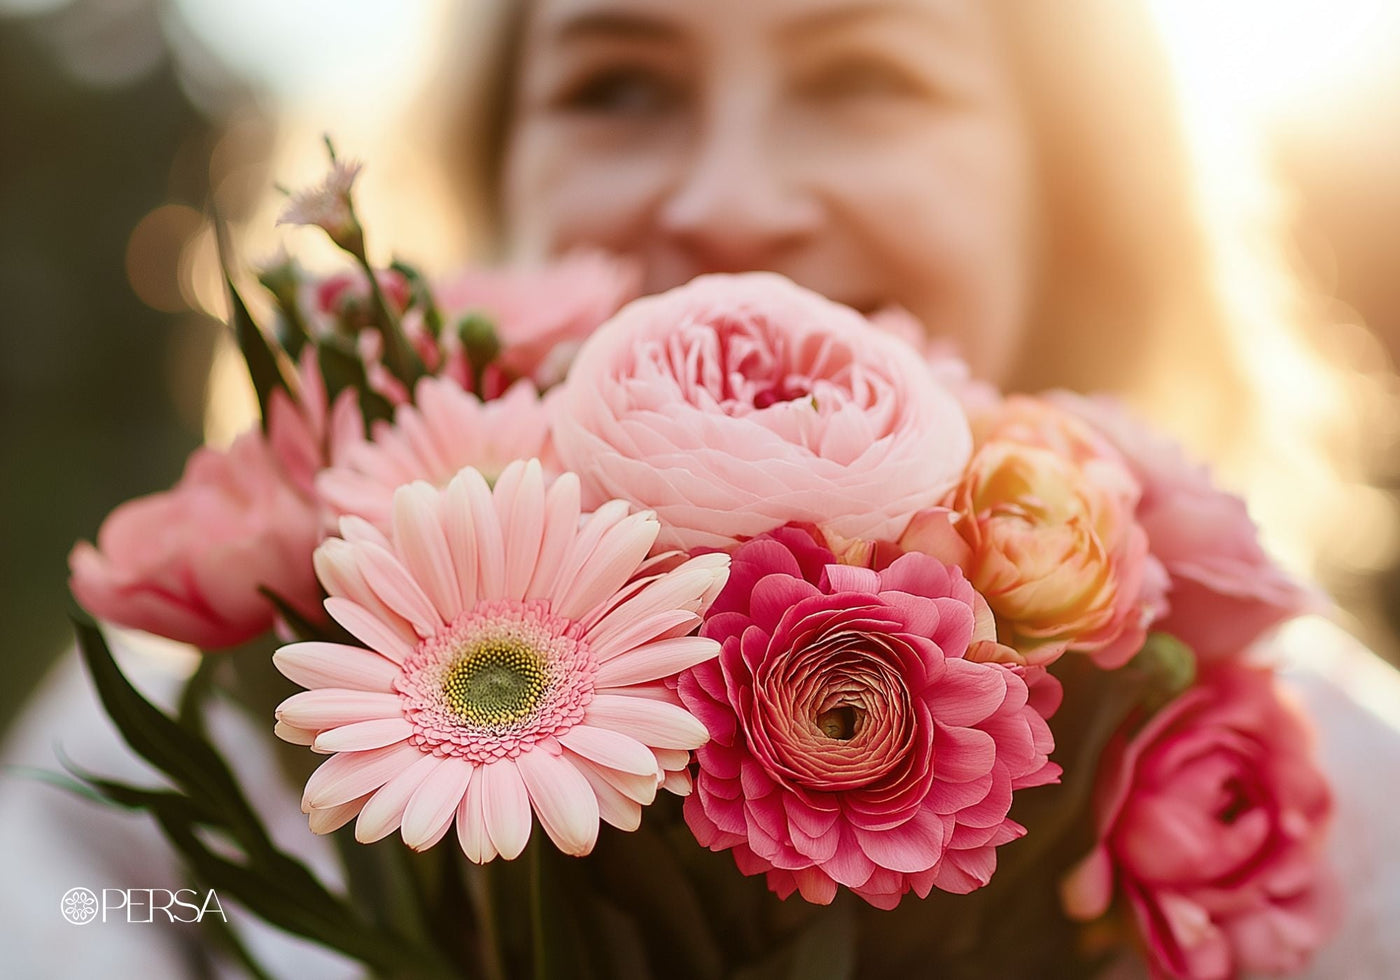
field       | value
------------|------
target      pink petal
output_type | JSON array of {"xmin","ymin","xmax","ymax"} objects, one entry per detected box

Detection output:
[
  {"xmin": 313, "ymin": 717, "xmax": 414, "ymax": 753},
  {"xmin": 355, "ymin": 753, "xmax": 444, "ymax": 843},
  {"xmin": 852, "ymin": 808, "xmax": 948, "ymax": 874},
  {"xmin": 558, "ymin": 725, "xmax": 662, "ymax": 777},
  {"xmin": 585, "ymin": 610, "xmax": 700, "ymax": 666},
  {"xmin": 586, "ymin": 564, "xmax": 727, "ymax": 659},
  {"xmin": 455, "ymin": 768, "xmax": 496, "ymax": 864},
  {"xmin": 308, "ymin": 794, "xmax": 369, "ymax": 834},
  {"xmin": 544, "ymin": 499, "xmax": 631, "ymax": 612},
  {"xmin": 932, "ymin": 723, "xmax": 997, "ymax": 782},
  {"xmin": 392, "ymin": 482, "xmax": 461, "ymax": 623},
  {"xmin": 303, "ymin": 742, "xmax": 423, "ymax": 810},
  {"xmin": 274, "ymin": 641, "xmax": 400, "ymax": 692},
  {"xmin": 571, "ymin": 756, "xmax": 659, "ymax": 806},
  {"xmin": 462, "ymin": 467, "xmax": 506, "ymax": 600},
  {"xmin": 1060, "ymin": 846, "xmax": 1114, "ymax": 921},
  {"xmin": 403, "ymin": 756, "xmax": 474, "ymax": 849},
  {"xmin": 593, "ymin": 636, "xmax": 721, "ymax": 688},
  {"xmin": 926, "ymin": 659, "xmax": 1009, "ymax": 727},
  {"xmin": 525, "ymin": 474, "xmax": 582, "ymax": 601},
  {"xmin": 276, "ymin": 690, "xmax": 402, "ymax": 730},
  {"xmin": 514, "ymin": 747, "xmax": 600, "ymax": 856},
  {"xmin": 275, "ymin": 721, "xmax": 315, "ymax": 746},
  {"xmin": 552, "ymin": 512, "xmax": 659, "ymax": 622},
  {"xmin": 442, "ymin": 473, "xmax": 480, "ymax": 610},
  {"xmin": 575, "ymin": 760, "xmax": 644, "ymax": 831},
  {"xmin": 315, "ymin": 538, "xmax": 415, "ymax": 643},
  {"xmin": 498, "ymin": 459, "xmax": 547, "ymax": 601},
  {"xmin": 479, "ymin": 760, "xmax": 533, "ymax": 860},
  {"xmin": 324, "ymin": 597, "xmax": 415, "ymax": 664},
  {"xmin": 584, "ymin": 694, "xmax": 709, "ymax": 750},
  {"xmin": 355, "ymin": 541, "xmax": 443, "ymax": 636}
]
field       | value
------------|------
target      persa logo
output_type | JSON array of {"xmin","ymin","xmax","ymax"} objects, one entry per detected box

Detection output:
[{"xmin": 61, "ymin": 886, "xmax": 227, "ymax": 924}]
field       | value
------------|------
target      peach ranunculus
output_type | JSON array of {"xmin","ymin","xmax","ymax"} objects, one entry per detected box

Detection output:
[
  {"xmin": 903, "ymin": 397, "xmax": 1165, "ymax": 668},
  {"xmin": 553, "ymin": 273, "xmax": 973, "ymax": 552},
  {"xmin": 1061, "ymin": 666, "xmax": 1336, "ymax": 980},
  {"xmin": 69, "ymin": 430, "xmax": 324, "ymax": 649},
  {"xmin": 1050, "ymin": 392, "xmax": 1316, "ymax": 661}
]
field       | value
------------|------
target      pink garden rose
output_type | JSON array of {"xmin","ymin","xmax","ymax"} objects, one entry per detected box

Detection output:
[
  {"xmin": 679, "ymin": 526, "xmax": 1060, "ymax": 909},
  {"xmin": 69, "ymin": 430, "xmax": 324, "ymax": 648},
  {"xmin": 1051, "ymin": 393, "xmax": 1315, "ymax": 660},
  {"xmin": 1062, "ymin": 666, "xmax": 1336, "ymax": 979},
  {"xmin": 903, "ymin": 397, "xmax": 1165, "ymax": 668},
  {"xmin": 554, "ymin": 273, "xmax": 973, "ymax": 551}
]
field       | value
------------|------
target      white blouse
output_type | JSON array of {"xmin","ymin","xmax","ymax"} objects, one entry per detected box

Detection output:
[{"xmin": 2, "ymin": 617, "xmax": 1396, "ymax": 978}]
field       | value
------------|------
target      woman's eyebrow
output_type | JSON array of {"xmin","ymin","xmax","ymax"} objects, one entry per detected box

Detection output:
[
  {"xmin": 777, "ymin": 0, "xmax": 955, "ymax": 42},
  {"xmin": 542, "ymin": 9, "xmax": 684, "ymax": 46}
]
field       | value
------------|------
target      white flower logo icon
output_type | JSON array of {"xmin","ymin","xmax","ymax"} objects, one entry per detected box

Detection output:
[{"xmin": 61, "ymin": 887, "xmax": 99, "ymax": 925}]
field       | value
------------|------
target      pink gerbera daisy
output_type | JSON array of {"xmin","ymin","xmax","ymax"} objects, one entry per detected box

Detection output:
[
  {"xmin": 316, "ymin": 375, "xmax": 555, "ymax": 528},
  {"xmin": 274, "ymin": 459, "xmax": 729, "ymax": 859}
]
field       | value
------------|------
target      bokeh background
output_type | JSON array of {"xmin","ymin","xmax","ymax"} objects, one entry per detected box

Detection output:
[{"xmin": 2, "ymin": 0, "xmax": 1399, "ymax": 735}]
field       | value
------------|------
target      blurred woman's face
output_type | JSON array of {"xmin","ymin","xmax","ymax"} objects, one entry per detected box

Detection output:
[{"xmin": 504, "ymin": 0, "xmax": 1034, "ymax": 381}]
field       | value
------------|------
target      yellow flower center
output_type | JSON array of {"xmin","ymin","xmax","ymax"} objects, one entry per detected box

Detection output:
[{"xmin": 440, "ymin": 638, "xmax": 550, "ymax": 727}]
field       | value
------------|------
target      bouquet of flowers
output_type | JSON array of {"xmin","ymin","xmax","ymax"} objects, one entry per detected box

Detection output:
[{"xmin": 64, "ymin": 154, "xmax": 1337, "ymax": 979}]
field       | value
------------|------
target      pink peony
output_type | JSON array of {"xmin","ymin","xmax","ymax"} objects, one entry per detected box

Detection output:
[
  {"xmin": 679, "ymin": 526, "xmax": 1060, "ymax": 909},
  {"xmin": 69, "ymin": 430, "xmax": 324, "ymax": 648},
  {"xmin": 1061, "ymin": 666, "xmax": 1336, "ymax": 980},
  {"xmin": 434, "ymin": 250, "xmax": 641, "ymax": 390},
  {"xmin": 276, "ymin": 460, "xmax": 729, "ymax": 858},
  {"xmin": 554, "ymin": 273, "xmax": 973, "ymax": 551},
  {"xmin": 1051, "ymin": 393, "xmax": 1315, "ymax": 660}
]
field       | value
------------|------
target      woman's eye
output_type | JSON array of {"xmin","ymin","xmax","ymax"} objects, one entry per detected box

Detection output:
[
  {"xmin": 799, "ymin": 60, "xmax": 926, "ymax": 103},
  {"xmin": 556, "ymin": 68, "xmax": 683, "ymax": 117}
]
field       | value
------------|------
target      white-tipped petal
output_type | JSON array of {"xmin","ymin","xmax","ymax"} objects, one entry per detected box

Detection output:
[
  {"xmin": 325, "ymin": 597, "xmax": 416, "ymax": 664},
  {"xmin": 514, "ymin": 748, "xmax": 600, "ymax": 856},
  {"xmin": 402, "ymin": 757, "xmax": 474, "ymax": 850},
  {"xmin": 479, "ymin": 760, "xmax": 533, "ymax": 861},
  {"xmin": 583, "ymin": 694, "xmax": 710, "ymax": 751},
  {"xmin": 355, "ymin": 754, "xmax": 444, "ymax": 843},
  {"xmin": 274, "ymin": 641, "xmax": 400, "ymax": 692},
  {"xmin": 392, "ymin": 482, "xmax": 462, "ymax": 623},
  {"xmin": 558, "ymin": 725, "xmax": 663, "ymax": 777},
  {"xmin": 313, "ymin": 717, "xmax": 414, "ymax": 753}
]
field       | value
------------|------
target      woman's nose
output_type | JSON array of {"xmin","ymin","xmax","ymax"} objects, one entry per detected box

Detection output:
[{"xmin": 657, "ymin": 98, "xmax": 821, "ymax": 272}]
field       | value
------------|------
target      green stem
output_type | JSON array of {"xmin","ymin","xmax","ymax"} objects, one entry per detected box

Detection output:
[{"xmin": 465, "ymin": 861, "xmax": 507, "ymax": 980}]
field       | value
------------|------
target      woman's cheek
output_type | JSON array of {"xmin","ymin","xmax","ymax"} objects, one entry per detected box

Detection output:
[{"xmin": 506, "ymin": 124, "xmax": 679, "ymax": 259}]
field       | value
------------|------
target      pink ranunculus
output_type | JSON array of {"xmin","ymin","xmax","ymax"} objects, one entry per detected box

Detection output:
[
  {"xmin": 69, "ymin": 431, "xmax": 324, "ymax": 648},
  {"xmin": 554, "ymin": 273, "xmax": 973, "ymax": 552},
  {"xmin": 1061, "ymin": 666, "xmax": 1337, "ymax": 980},
  {"xmin": 1051, "ymin": 393, "xmax": 1316, "ymax": 661},
  {"xmin": 679, "ymin": 526, "xmax": 1060, "ymax": 909},
  {"xmin": 434, "ymin": 250, "xmax": 642, "ymax": 390}
]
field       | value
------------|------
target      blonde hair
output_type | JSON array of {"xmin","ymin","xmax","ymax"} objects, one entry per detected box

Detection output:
[{"xmin": 365, "ymin": 0, "xmax": 1397, "ymax": 633}]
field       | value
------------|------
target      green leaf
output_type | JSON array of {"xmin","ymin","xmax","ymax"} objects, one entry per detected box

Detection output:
[
  {"xmin": 72, "ymin": 617, "xmax": 271, "ymax": 852},
  {"xmin": 316, "ymin": 335, "xmax": 395, "ymax": 427},
  {"xmin": 391, "ymin": 257, "xmax": 443, "ymax": 339},
  {"xmin": 214, "ymin": 217, "xmax": 291, "ymax": 429}
]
